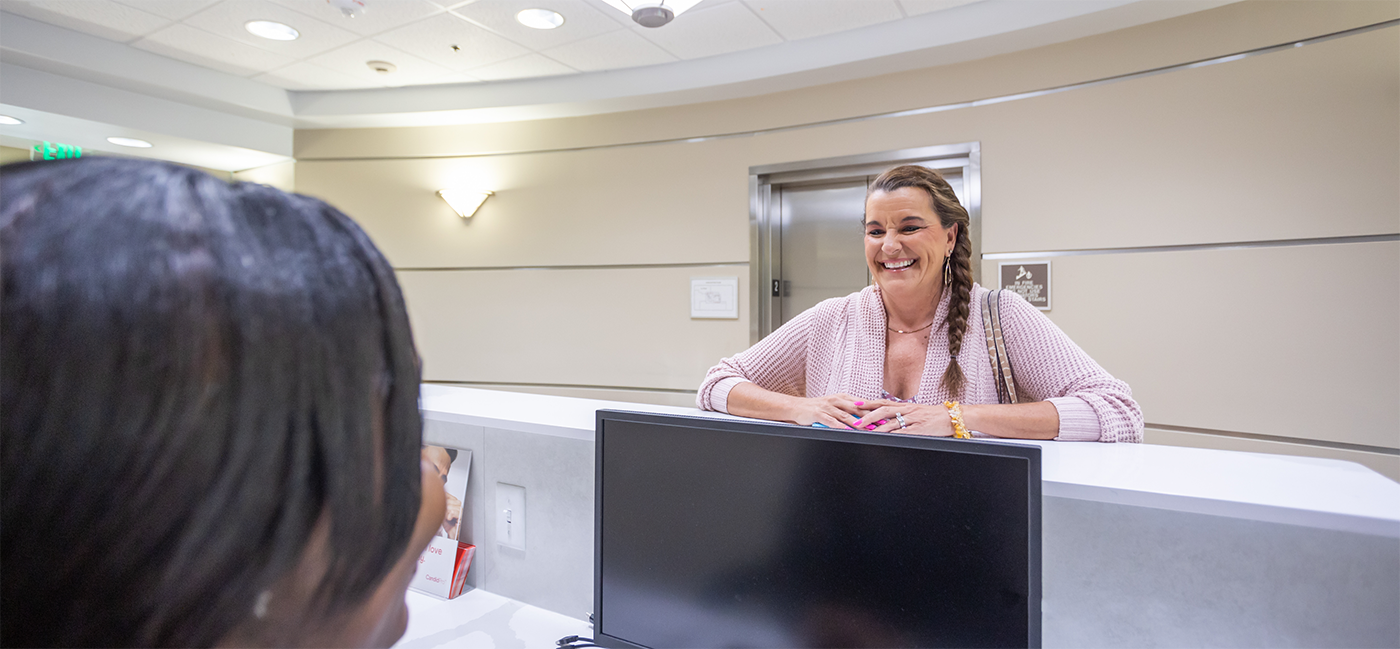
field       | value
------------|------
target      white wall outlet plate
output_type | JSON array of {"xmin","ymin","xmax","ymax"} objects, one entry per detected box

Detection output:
[{"xmin": 495, "ymin": 482, "xmax": 526, "ymax": 550}]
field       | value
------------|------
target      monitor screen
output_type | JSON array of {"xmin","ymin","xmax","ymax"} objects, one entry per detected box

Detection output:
[{"xmin": 594, "ymin": 410, "xmax": 1041, "ymax": 649}]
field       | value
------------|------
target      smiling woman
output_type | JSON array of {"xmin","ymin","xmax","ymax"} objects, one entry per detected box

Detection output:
[{"xmin": 698, "ymin": 165, "xmax": 1143, "ymax": 443}]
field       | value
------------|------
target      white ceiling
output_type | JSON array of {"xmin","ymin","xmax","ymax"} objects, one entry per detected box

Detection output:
[
  {"xmin": 1, "ymin": 0, "xmax": 992, "ymax": 91},
  {"xmin": 0, "ymin": 0, "xmax": 1234, "ymax": 170}
]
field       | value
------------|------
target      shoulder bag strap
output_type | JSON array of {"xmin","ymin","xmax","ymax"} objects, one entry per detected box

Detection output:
[{"xmin": 981, "ymin": 289, "xmax": 1019, "ymax": 404}]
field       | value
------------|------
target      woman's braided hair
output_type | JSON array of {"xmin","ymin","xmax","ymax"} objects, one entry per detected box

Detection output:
[{"xmin": 869, "ymin": 165, "xmax": 973, "ymax": 397}]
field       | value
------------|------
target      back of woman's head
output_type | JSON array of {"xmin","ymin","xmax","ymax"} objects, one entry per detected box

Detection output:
[{"xmin": 0, "ymin": 158, "xmax": 423, "ymax": 647}]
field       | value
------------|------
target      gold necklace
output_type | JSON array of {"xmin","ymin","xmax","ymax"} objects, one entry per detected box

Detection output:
[{"xmin": 887, "ymin": 320, "xmax": 935, "ymax": 334}]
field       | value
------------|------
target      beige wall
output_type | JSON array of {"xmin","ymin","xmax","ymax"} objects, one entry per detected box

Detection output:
[
  {"xmin": 0, "ymin": 145, "xmax": 30, "ymax": 165},
  {"xmin": 232, "ymin": 160, "xmax": 295, "ymax": 192},
  {"xmin": 294, "ymin": 1, "xmax": 1400, "ymax": 478}
]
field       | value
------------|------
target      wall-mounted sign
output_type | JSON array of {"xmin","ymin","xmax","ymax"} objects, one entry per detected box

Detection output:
[
  {"xmin": 691, "ymin": 277, "xmax": 739, "ymax": 319},
  {"xmin": 32, "ymin": 141, "xmax": 82, "ymax": 160},
  {"xmin": 998, "ymin": 261, "xmax": 1051, "ymax": 311}
]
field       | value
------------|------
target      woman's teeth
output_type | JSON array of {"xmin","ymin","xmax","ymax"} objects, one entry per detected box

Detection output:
[{"xmin": 882, "ymin": 259, "xmax": 914, "ymax": 270}]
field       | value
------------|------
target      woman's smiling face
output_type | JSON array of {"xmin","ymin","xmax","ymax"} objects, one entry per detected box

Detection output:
[{"xmin": 864, "ymin": 186, "xmax": 957, "ymax": 297}]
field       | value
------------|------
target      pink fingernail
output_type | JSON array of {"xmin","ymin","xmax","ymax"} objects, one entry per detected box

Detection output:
[
  {"xmin": 866, "ymin": 425, "xmax": 876, "ymax": 430},
  {"xmin": 878, "ymin": 419, "xmax": 888, "ymax": 425},
  {"xmin": 855, "ymin": 402, "xmax": 864, "ymax": 406}
]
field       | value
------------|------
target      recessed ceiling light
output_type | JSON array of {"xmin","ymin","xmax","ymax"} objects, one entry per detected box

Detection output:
[
  {"xmin": 516, "ymin": 8, "xmax": 564, "ymax": 29},
  {"xmin": 0, "ymin": 115, "xmax": 23, "ymax": 126},
  {"xmin": 245, "ymin": 20, "xmax": 300, "ymax": 41},
  {"xmin": 107, "ymin": 137, "xmax": 153, "ymax": 148}
]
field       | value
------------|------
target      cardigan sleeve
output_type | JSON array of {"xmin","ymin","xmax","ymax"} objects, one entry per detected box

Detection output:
[
  {"xmin": 994, "ymin": 290, "xmax": 1144, "ymax": 443},
  {"xmin": 697, "ymin": 307, "xmax": 814, "ymax": 413}
]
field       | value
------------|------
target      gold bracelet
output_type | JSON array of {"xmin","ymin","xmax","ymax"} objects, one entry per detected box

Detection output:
[{"xmin": 944, "ymin": 401, "xmax": 971, "ymax": 439}]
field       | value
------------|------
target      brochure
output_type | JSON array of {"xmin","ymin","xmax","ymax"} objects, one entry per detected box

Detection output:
[{"xmin": 410, "ymin": 445, "xmax": 476, "ymax": 599}]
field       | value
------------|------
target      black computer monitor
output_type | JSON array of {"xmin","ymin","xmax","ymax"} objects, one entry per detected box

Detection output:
[{"xmin": 594, "ymin": 410, "xmax": 1041, "ymax": 649}]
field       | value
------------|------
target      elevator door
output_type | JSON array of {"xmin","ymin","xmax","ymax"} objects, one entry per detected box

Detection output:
[
  {"xmin": 775, "ymin": 170, "xmax": 966, "ymax": 328},
  {"xmin": 778, "ymin": 180, "xmax": 869, "ymax": 325}
]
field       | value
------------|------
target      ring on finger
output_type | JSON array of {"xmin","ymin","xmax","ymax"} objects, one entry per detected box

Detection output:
[{"xmin": 895, "ymin": 412, "xmax": 907, "ymax": 429}]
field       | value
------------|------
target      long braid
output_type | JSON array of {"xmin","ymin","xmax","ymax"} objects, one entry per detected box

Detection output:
[
  {"xmin": 868, "ymin": 164, "xmax": 974, "ymax": 397},
  {"xmin": 940, "ymin": 222, "xmax": 973, "ymax": 397}
]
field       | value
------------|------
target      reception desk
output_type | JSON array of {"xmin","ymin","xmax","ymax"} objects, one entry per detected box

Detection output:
[{"xmin": 409, "ymin": 385, "xmax": 1400, "ymax": 648}]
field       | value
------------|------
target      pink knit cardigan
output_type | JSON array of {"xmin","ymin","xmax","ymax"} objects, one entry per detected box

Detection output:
[{"xmin": 697, "ymin": 284, "xmax": 1143, "ymax": 442}]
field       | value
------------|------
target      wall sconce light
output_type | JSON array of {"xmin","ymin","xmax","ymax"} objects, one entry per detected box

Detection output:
[{"xmin": 437, "ymin": 189, "xmax": 493, "ymax": 218}]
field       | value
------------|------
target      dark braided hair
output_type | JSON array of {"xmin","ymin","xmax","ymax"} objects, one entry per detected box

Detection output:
[{"xmin": 868, "ymin": 165, "xmax": 974, "ymax": 397}]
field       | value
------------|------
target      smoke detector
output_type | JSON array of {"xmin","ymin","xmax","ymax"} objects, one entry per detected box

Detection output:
[
  {"xmin": 366, "ymin": 60, "xmax": 396, "ymax": 75},
  {"xmin": 598, "ymin": 1, "xmax": 702, "ymax": 28},
  {"xmin": 328, "ymin": 0, "xmax": 367, "ymax": 18},
  {"xmin": 631, "ymin": 4, "xmax": 673, "ymax": 27}
]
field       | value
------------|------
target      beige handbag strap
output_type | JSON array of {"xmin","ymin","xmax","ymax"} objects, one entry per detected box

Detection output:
[{"xmin": 981, "ymin": 289, "xmax": 1019, "ymax": 404}]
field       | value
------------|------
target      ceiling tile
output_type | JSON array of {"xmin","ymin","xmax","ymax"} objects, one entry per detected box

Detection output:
[
  {"xmin": 897, "ymin": 0, "xmax": 983, "ymax": 18},
  {"xmin": 267, "ymin": 0, "xmax": 445, "ymax": 36},
  {"xmin": 1, "ymin": 1, "xmax": 171, "ymax": 42},
  {"xmin": 305, "ymin": 39, "xmax": 454, "ymax": 87},
  {"xmin": 134, "ymin": 23, "xmax": 296, "ymax": 76},
  {"xmin": 253, "ymin": 61, "xmax": 383, "ymax": 89},
  {"xmin": 744, "ymin": 0, "xmax": 901, "ymax": 42},
  {"xmin": 450, "ymin": 0, "xmax": 623, "ymax": 51},
  {"xmin": 423, "ymin": 71, "xmax": 482, "ymax": 85},
  {"xmin": 112, "ymin": 0, "xmax": 221, "ymax": 21},
  {"xmin": 542, "ymin": 29, "xmax": 675, "ymax": 72},
  {"xmin": 467, "ymin": 53, "xmax": 576, "ymax": 81},
  {"xmin": 181, "ymin": 0, "xmax": 361, "ymax": 59},
  {"xmin": 633, "ymin": 1, "xmax": 780, "ymax": 60},
  {"xmin": 373, "ymin": 13, "xmax": 528, "ymax": 71}
]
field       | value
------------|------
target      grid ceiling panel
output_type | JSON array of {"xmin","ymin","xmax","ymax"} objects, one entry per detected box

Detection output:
[
  {"xmin": 467, "ymin": 52, "xmax": 578, "ymax": 81},
  {"xmin": 181, "ymin": 0, "xmax": 361, "ymax": 59},
  {"xmin": 449, "ymin": 0, "xmax": 626, "ymax": 51},
  {"xmin": 897, "ymin": 0, "xmax": 982, "ymax": 18},
  {"xmin": 254, "ymin": 60, "xmax": 384, "ymax": 89},
  {"xmin": 543, "ymin": 28, "xmax": 677, "ymax": 72},
  {"xmin": 374, "ymin": 12, "xmax": 530, "ymax": 71},
  {"xmin": 3, "ymin": 0, "xmax": 171, "ymax": 42},
  {"xmin": 1, "ymin": 0, "xmax": 997, "ymax": 90},
  {"xmin": 134, "ymin": 22, "xmax": 296, "ymax": 75},
  {"xmin": 268, "ymin": 0, "xmax": 445, "ymax": 36},
  {"xmin": 633, "ymin": 1, "xmax": 782, "ymax": 60},
  {"xmin": 305, "ymin": 38, "xmax": 454, "ymax": 86},
  {"xmin": 113, "ymin": 0, "xmax": 220, "ymax": 22},
  {"xmin": 744, "ymin": 0, "xmax": 903, "ymax": 42}
]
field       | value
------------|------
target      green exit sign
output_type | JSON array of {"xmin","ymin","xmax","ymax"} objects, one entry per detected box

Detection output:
[{"xmin": 32, "ymin": 141, "xmax": 82, "ymax": 160}]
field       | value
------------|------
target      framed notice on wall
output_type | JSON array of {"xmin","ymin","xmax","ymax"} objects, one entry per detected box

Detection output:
[
  {"xmin": 691, "ymin": 277, "xmax": 739, "ymax": 319},
  {"xmin": 998, "ymin": 261, "xmax": 1051, "ymax": 311}
]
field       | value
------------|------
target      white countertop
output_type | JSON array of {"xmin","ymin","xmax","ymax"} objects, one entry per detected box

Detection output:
[
  {"xmin": 393, "ymin": 588, "xmax": 591, "ymax": 649},
  {"xmin": 421, "ymin": 384, "xmax": 1400, "ymax": 538}
]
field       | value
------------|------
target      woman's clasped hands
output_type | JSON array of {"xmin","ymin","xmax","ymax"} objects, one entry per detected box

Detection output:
[
  {"xmin": 793, "ymin": 394, "xmax": 956, "ymax": 437},
  {"xmin": 852, "ymin": 400, "xmax": 956, "ymax": 436}
]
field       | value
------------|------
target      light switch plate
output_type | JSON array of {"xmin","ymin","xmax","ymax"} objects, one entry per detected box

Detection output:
[{"xmin": 495, "ymin": 482, "xmax": 526, "ymax": 550}]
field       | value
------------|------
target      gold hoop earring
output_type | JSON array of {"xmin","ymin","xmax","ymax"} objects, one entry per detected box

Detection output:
[{"xmin": 943, "ymin": 255, "xmax": 952, "ymax": 285}]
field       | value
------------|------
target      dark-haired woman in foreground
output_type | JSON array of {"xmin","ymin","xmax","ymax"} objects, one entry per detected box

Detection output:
[
  {"xmin": 1, "ymin": 158, "xmax": 444, "ymax": 647},
  {"xmin": 698, "ymin": 165, "xmax": 1143, "ymax": 442}
]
